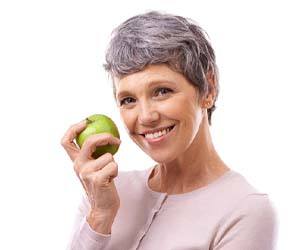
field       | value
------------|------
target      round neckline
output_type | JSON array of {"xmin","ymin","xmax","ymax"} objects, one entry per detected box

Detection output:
[{"xmin": 145, "ymin": 165, "xmax": 236, "ymax": 200}]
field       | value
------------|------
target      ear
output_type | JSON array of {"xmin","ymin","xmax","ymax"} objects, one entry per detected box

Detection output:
[{"xmin": 201, "ymin": 70, "xmax": 217, "ymax": 109}]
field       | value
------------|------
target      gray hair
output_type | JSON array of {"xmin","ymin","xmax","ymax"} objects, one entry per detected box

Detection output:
[{"xmin": 104, "ymin": 11, "xmax": 219, "ymax": 125}]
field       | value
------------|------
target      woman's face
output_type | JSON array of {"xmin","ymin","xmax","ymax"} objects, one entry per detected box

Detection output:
[{"xmin": 114, "ymin": 64, "xmax": 206, "ymax": 163}]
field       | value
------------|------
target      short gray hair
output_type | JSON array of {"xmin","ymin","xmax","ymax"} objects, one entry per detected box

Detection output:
[{"xmin": 104, "ymin": 11, "xmax": 219, "ymax": 125}]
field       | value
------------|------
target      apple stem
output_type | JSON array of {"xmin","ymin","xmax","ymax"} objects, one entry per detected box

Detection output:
[{"xmin": 86, "ymin": 118, "xmax": 93, "ymax": 125}]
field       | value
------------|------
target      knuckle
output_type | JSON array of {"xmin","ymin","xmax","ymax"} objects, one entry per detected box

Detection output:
[
  {"xmin": 104, "ymin": 152, "xmax": 113, "ymax": 161},
  {"xmin": 68, "ymin": 124, "xmax": 79, "ymax": 135},
  {"xmin": 60, "ymin": 137, "xmax": 67, "ymax": 147},
  {"xmin": 77, "ymin": 167, "xmax": 89, "ymax": 181},
  {"xmin": 80, "ymin": 172, "xmax": 89, "ymax": 181},
  {"xmin": 85, "ymin": 133, "xmax": 111, "ymax": 146},
  {"xmin": 81, "ymin": 138, "xmax": 92, "ymax": 150},
  {"xmin": 110, "ymin": 161, "xmax": 118, "ymax": 168},
  {"xmin": 102, "ymin": 132, "xmax": 112, "ymax": 138},
  {"xmin": 94, "ymin": 176, "xmax": 103, "ymax": 186},
  {"xmin": 92, "ymin": 172, "xmax": 102, "ymax": 182},
  {"xmin": 97, "ymin": 133, "xmax": 111, "ymax": 142},
  {"xmin": 113, "ymin": 163, "xmax": 119, "ymax": 173},
  {"xmin": 73, "ymin": 163, "xmax": 79, "ymax": 174},
  {"xmin": 106, "ymin": 161, "xmax": 118, "ymax": 172},
  {"xmin": 69, "ymin": 123, "xmax": 77, "ymax": 130},
  {"xmin": 73, "ymin": 159, "xmax": 82, "ymax": 173},
  {"xmin": 84, "ymin": 135, "xmax": 95, "ymax": 146},
  {"xmin": 95, "ymin": 133, "xmax": 109, "ymax": 141},
  {"xmin": 108, "ymin": 162, "xmax": 118, "ymax": 177}
]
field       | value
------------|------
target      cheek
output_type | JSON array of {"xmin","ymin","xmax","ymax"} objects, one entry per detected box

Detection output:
[
  {"xmin": 159, "ymin": 95, "xmax": 187, "ymax": 116},
  {"xmin": 120, "ymin": 109, "xmax": 136, "ymax": 133},
  {"xmin": 165, "ymin": 95, "xmax": 198, "ymax": 120},
  {"xmin": 172, "ymin": 96, "xmax": 202, "ymax": 131}
]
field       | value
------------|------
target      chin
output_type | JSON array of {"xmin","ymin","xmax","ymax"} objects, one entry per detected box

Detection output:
[
  {"xmin": 147, "ymin": 151, "xmax": 178, "ymax": 164},
  {"xmin": 131, "ymin": 131, "xmax": 181, "ymax": 163}
]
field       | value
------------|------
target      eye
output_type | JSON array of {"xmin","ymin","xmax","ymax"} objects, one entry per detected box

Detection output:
[
  {"xmin": 119, "ymin": 97, "xmax": 135, "ymax": 106},
  {"xmin": 155, "ymin": 87, "xmax": 173, "ymax": 96}
]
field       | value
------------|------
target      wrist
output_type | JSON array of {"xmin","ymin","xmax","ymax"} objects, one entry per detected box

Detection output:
[
  {"xmin": 88, "ymin": 208, "xmax": 117, "ymax": 220},
  {"xmin": 87, "ymin": 210, "xmax": 116, "ymax": 234}
]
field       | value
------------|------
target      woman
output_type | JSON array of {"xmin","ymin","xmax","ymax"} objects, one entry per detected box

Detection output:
[{"xmin": 61, "ymin": 11, "xmax": 278, "ymax": 250}]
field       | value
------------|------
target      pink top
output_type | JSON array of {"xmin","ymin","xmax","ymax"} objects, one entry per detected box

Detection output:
[{"xmin": 67, "ymin": 167, "xmax": 278, "ymax": 250}]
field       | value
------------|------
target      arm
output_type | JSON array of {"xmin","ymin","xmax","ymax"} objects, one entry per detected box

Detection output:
[
  {"xmin": 213, "ymin": 194, "xmax": 278, "ymax": 250},
  {"xmin": 66, "ymin": 194, "xmax": 113, "ymax": 250},
  {"xmin": 61, "ymin": 122, "xmax": 121, "ymax": 250}
]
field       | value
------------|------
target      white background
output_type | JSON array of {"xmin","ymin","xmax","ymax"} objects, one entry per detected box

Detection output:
[{"xmin": 0, "ymin": 0, "xmax": 299, "ymax": 249}]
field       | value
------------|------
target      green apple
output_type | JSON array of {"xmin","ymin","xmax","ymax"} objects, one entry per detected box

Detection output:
[{"xmin": 76, "ymin": 114, "xmax": 120, "ymax": 159}]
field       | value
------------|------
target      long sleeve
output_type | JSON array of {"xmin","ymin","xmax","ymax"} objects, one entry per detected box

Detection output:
[
  {"xmin": 65, "ymin": 168, "xmax": 278, "ymax": 250},
  {"xmin": 213, "ymin": 194, "xmax": 278, "ymax": 250},
  {"xmin": 66, "ymin": 195, "xmax": 112, "ymax": 250}
]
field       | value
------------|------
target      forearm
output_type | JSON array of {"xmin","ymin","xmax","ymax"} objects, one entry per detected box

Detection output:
[{"xmin": 66, "ymin": 197, "xmax": 113, "ymax": 250}]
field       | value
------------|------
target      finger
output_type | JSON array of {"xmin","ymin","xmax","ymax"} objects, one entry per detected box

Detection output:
[
  {"xmin": 74, "ymin": 153, "xmax": 114, "ymax": 176},
  {"xmin": 61, "ymin": 120, "xmax": 87, "ymax": 161},
  {"xmin": 94, "ymin": 161, "xmax": 119, "ymax": 185},
  {"xmin": 76, "ymin": 157, "xmax": 117, "ymax": 192},
  {"xmin": 78, "ymin": 133, "xmax": 121, "ymax": 161}
]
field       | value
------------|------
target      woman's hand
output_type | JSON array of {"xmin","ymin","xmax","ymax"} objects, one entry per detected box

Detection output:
[{"xmin": 61, "ymin": 120, "xmax": 122, "ymax": 229}]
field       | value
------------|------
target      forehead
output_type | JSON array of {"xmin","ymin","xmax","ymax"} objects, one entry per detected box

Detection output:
[{"xmin": 114, "ymin": 64, "xmax": 188, "ymax": 98}]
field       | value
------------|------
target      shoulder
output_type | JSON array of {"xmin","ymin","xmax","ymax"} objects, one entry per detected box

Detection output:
[
  {"xmin": 220, "ymin": 171, "xmax": 278, "ymax": 233},
  {"xmin": 216, "ymin": 170, "xmax": 275, "ymax": 208},
  {"xmin": 214, "ymin": 193, "xmax": 279, "ymax": 249},
  {"xmin": 228, "ymin": 193, "xmax": 278, "ymax": 226}
]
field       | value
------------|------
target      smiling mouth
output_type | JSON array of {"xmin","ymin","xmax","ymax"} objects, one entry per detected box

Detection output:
[{"xmin": 141, "ymin": 125, "xmax": 176, "ymax": 137}]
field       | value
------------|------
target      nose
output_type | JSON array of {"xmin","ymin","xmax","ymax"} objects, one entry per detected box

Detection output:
[{"xmin": 138, "ymin": 101, "xmax": 159, "ymax": 126}]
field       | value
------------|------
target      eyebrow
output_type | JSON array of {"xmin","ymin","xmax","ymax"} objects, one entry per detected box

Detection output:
[{"xmin": 116, "ymin": 80, "xmax": 176, "ymax": 99}]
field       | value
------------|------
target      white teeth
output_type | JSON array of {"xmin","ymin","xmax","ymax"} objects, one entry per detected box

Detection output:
[
  {"xmin": 146, "ymin": 134, "xmax": 154, "ymax": 139},
  {"xmin": 145, "ymin": 126, "xmax": 173, "ymax": 139}
]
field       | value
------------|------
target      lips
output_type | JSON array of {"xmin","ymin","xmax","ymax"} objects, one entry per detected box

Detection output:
[
  {"xmin": 141, "ymin": 125, "xmax": 176, "ymax": 137},
  {"xmin": 140, "ymin": 124, "xmax": 177, "ymax": 147}
]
